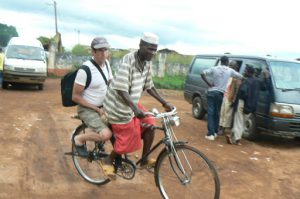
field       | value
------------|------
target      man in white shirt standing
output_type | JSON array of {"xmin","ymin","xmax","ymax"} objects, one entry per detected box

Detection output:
[
  {"xmin": 72, "ymin": 37, "xmax": 115, "ymax": 177},
  {"xmin": 201, "ymin": 56, "xmax": 243, "ymax": 141}
]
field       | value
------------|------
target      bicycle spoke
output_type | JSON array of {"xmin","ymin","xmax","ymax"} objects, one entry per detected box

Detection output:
[
  {"xmin": 155, "ymin": 145, "xmax": 220, "ymax": 199},
  {"xmin": 71, "ymin": 124, "xmax": 110, "ymax": 185}
]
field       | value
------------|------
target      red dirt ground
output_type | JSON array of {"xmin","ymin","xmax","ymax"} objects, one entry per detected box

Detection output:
[{"xmin": 0, "ymin": 78, "xmax": 299, "ymax": 199}]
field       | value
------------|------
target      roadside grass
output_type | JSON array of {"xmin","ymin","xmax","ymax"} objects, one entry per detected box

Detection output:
[{"xmin": 153, "ymin": 75, "xmax": 186, "ymax": 90}]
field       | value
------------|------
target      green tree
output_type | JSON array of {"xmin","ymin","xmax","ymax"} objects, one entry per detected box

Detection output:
[
  {"xmin": 37, "ymin": 36, "xmax": 53, "ymax": 51},
  {"xmin": 0, "ymin": 23, "xmax": 18, "ymax": 46},
  {"xmin": 72, "ymin": 44, "xmax": 90, "ymax": 56}
]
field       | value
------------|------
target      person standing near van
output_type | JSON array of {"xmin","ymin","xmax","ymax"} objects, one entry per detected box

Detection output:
[
  {"xmin": 227, "ymin": 65, "xmax": 260, "ymax": 145},
  {"xmin": 201, "ymin": 56, "xmax": 243, "ymax": 141},
  {"xmin": 219, "ymin": 60, "xmax": 242, "ymax": 136},
  {"xmin": 71, "ymin": 37, "xmax": 115, "ymax": 178},
  {"xmin": 0, "ymin": 47, "xmax": 4, "ymax": 87}
]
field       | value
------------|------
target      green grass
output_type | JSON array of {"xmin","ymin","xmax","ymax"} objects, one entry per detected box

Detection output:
[{"xmin": 153, "ymin": 75, "xmax": 186, "ymax": 90}]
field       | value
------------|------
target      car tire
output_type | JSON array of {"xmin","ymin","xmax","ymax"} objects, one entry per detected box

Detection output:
[
  {"xmin": 192, "ymin": 96, "xmax": 205, "ymax": 119},
  {"xmin": 243, "ymin": 113, "xmax": 258, "ymax": 140},
  {"xmin": 38, "ymin": 84, "xmax": 44, "ymax": 90},
  {"xmin": 2, "ymin": 81, "xmax": 9, "ymax": 89}
]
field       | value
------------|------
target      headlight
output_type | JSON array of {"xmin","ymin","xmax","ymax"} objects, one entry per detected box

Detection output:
[
  {"xmin": 170, "ymin": 116, "xmax": 180, "ymax": 126},
  {"xmin": 270, "ymin": 103, "xmax": 294, "ymax": 118},
  {"xmin": 4, "ymin": 64, "xmax": 14, "ymax": 70}
]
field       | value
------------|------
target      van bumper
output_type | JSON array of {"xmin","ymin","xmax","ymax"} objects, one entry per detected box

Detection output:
[
  {"xmin": 3, "ymin": 71, "xmax": 46, "ymax": 84},
  {"xmin": 258, "ymin": 116, "xmax": 300, "ymax": 137}
]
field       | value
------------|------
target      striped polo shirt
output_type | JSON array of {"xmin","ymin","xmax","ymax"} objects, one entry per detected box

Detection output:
[{"xmin": 103, "ymin": 51, "xmax": 154, "ymax": 124}]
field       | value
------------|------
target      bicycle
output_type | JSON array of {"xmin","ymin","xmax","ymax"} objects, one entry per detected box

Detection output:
[{"xmin": 68, "ymin": 107, "xmax": 221, "ymax": 199}]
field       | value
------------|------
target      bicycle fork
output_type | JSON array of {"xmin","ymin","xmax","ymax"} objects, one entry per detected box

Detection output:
[{"xmin": 168, "ymin": 145, "xmax": 192, "ymax": 185}]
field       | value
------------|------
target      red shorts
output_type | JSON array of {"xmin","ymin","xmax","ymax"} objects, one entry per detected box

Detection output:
[{"xmin": 111, "ymin": 104, "xmax": 156, "ymax": 154}]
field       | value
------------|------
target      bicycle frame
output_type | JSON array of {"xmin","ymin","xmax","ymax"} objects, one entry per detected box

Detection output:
[{"xmin": 133, "ymin": 108, "xmax": 192, "ymax": 185}]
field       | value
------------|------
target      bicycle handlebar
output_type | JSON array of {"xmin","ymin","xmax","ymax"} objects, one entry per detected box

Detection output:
[{"xmin": 144, "ymin": 107, "xmax": 177, "ymax": 119}]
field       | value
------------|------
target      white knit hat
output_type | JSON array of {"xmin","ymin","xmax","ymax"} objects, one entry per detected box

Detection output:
[{"xmin": 141, "ymin": 32, "xmax": 159, "ymax": 45}]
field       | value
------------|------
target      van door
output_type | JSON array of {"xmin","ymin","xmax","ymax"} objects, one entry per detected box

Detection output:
[
  {"xmin": 184, "ymin": 56, "xmax": 218, "ymax": 118},
  {"xmin": 240, "ymin": 59, "xmax": 270, "ymax": 129}
]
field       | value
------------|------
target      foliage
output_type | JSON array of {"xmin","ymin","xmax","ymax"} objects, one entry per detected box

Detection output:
[
  {"xmin": 111, "ymin": 49, "xmax": 130, "ymax": 59},
  {"xmin": 72, "ymin": 44, "xmax": 90, "ymax": 56},
  {"xmin": 153, "ymin": 75, "xmax": 186, "ymax": 90},
  {"xmin": 165, "ymin": 53, "xmax": 193, "ymax": 65},
  {"xmin": 37, "ymin": 36, "xmax": 53, "ymax": 51},
  {"xmin": 0, "ymin": 23, "xmax": 18, "ymax": 47}
]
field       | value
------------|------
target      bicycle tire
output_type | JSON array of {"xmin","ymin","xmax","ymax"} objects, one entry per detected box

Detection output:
[
  {"xmin": 154, "ymin": 144, "xmax": 220, "ymax": 199},
  {"xmin": 71, "ymin": 124, "xmax": 110, "ymax": 185}
]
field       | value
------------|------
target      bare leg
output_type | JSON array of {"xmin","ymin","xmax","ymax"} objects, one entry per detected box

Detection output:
[
  {"xmin": 141, "ymin": 127, "xmax": 155, "ymax": 163},
  {"xmin": 75, "ymin": 128, "xmax": 112, "ymax": 145}
]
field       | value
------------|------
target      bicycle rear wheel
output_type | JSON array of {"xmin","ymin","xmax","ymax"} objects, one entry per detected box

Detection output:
[
  {"xmin": 71, "ymin": 124, "xmax": 110, "ymax": 185},
  {"xmin": 155, "ymin": 144, "xmax": 220, "ymax": 199}
]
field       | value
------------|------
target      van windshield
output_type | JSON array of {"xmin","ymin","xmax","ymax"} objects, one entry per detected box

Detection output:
[
  {"xmin": 270, "ymin": 61, "xmax": 300, "ymax": 90},
  {"xmin": 6, "ymin": 45, "xmax": 45, "ymax": 61}
]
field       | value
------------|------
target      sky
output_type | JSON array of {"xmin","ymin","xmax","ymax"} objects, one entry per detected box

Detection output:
[{"xmin": 1, "ymin": 0, "xmax": 300, "ymax": 59}]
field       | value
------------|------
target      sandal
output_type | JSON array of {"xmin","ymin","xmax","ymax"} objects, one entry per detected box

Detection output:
[
  {"xmin": 102, "ymin": 164, "xmax": 116, "ymax": 180},
  {"xmin": 140, "ymin": 158, "xmax": 156, "ymax": 169},
  {"xmin": 233, "ymin": 139, "xmax": 242, "ymax": 146}
]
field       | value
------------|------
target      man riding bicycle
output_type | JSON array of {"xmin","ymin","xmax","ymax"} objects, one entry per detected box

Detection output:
[{"xmin": 103, "ymin": 32, "xmax": 174, "ymax": 169}]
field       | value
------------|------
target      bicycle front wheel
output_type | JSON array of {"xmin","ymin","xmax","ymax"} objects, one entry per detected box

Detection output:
[
  {"xmin": 72, "ymin": 124, "xmax": 110, "ymax": 185},
  {"xmin": 155, "ymin": 144, "xmax": 220, "ymax": 199}
]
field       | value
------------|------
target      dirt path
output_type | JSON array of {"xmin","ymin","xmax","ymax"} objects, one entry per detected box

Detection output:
[{"xmin": 0, "ymin": 79, "xmax": 299, "ymax": 199}]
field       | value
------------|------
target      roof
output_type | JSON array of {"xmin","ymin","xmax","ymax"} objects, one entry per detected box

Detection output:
[
  {"xmin": 195, "ymin": 54, "xmax": 300, "ymax": 63},
  {"xmin": 8, "ymin": 37, "xmax": 44, "ymax": 49}
]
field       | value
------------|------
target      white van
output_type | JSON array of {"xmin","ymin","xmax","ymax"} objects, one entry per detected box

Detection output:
[{"xmin": 3, "ymin": 37, "xmax": 47, "ymax": 90}]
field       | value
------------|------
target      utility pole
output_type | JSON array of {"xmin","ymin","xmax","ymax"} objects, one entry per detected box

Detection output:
[
  {"xmin": 47, "ymin": 1, "xmax": 58, "ymax": 34},
  {"xmin": 54, "ymin": 0, "xmax": 58, "ymax": 34},
  {"xmin": 75, "ymin": 29, "xmax": 80, "ymax": 44}
]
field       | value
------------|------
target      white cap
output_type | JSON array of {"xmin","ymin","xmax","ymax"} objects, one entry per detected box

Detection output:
[{"xmin": 141, "ymin": 32, "xmax": 159, "ymax": 45}]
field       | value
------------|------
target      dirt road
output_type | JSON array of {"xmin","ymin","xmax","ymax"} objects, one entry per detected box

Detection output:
[{"xmin": 0, "ymin": 79, "xmax": 299, "ymax": 199}]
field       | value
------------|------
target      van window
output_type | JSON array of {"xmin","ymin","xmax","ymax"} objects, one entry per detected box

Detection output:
[
  {"xmin": 244, "ymin": 59, "xmax": 267, "ymax": 78},
  {"xmin": 270, "ymin": 61, "xmax": 300, "ymax": 89},
  {"xmin": 190, "ymin": 57, "xmax": 217, "ymax": 75},
  {"xmin": 6, "ymin": 45, "xmax": 45, "ymax": 61}
]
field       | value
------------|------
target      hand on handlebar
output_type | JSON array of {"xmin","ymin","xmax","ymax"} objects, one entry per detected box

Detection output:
[
  {"xmin": 133, "ymin": 107, "xmax": 146, "ymax": 118},
  {"xmin": 163, "ymin": 102, "xmax": 175, "ymax": 112}
]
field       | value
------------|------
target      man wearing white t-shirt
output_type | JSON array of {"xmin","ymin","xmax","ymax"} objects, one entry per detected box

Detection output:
[{"xmin": 71, "ymin": 37, "xmax": 115, "ymax": 178}]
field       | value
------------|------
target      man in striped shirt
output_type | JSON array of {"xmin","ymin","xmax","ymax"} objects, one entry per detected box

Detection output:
[{"xmin": 103, "ymin": 32, "xmax": 174, "ymax": 168}]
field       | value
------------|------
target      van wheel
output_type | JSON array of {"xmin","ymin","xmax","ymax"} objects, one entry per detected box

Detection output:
[
  {"xmin": 38, "ymin": 84, "xmax": 44, "ymax": 90},
  {"xmin": 243, "ymin": 113, "xmax": 258, "ymax": 140},
  {"xmin": 2, "ymin": 81, "xmax": 9, "ymax": 89},
  {"xmin": 192, "ymin": 96, "xmax": 205, "ymax": 119}
]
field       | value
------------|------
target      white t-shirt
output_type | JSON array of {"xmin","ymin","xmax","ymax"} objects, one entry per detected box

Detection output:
[{"xmin": 74, "ymin": 59, "xmax": 113, "ymax": 106}]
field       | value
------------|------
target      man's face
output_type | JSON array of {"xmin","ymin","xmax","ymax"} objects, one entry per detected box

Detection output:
[
  {"xmin": 140, "ymin": 43, "xmax": 157, "ymax": 61},
  {"xmin": 92, "ymin": 48, "xmax": 108, "ymax": 63}
]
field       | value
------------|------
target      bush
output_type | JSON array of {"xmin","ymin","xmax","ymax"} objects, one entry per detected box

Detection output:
[
  {"xmin": 72, "ymin": 44, "xmax": 90, "ymax": 56},
  {"xmin": 153, "ymin": 75, "xmax": 186, "ymax": 90}
]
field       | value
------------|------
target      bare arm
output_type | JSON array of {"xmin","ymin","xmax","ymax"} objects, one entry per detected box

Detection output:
[
  {"xmin": 72, "ymin": 83, "xmax": 103, "ymax": 115},
  {"xmin": 146, "ymin": 87, "xmax": 174, "ymax": 111},
  {"xmin": 200, "ymin": 73, "xmax": 213, "ymax": 87},
  {"xmin": 116, "ymin": 90, "xmax": 145, "ymax": 118}
]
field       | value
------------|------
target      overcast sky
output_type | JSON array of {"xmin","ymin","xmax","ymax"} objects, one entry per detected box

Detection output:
[{"xmin": 1, "ymin": 0, "xmax": 300, "ymax": 59}]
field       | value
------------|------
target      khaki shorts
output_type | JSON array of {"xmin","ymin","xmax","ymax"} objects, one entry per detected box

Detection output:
[{"xmin": 77, "ymin": 105, "xmax": 108, "ymax": 133}]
